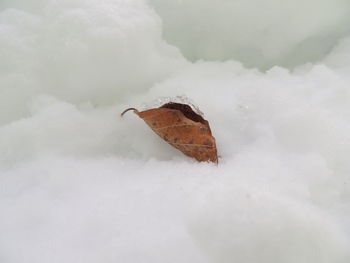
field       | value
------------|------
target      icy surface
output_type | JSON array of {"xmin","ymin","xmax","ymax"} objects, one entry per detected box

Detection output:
[
  {"xmin": 141, "ymin": 95, "xmax": 204, "ymax": 116},
  {"xmin": 1, "ymin": 0, "xmax": 350, "ymax": 263}
]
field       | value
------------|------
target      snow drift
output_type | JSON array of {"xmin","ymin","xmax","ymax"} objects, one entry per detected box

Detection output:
[{"xmin": 1, "ymin": 0, "xmax": 350, "ymax": 262}]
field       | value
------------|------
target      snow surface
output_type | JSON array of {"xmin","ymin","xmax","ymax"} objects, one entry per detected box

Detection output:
[{"xmin": 1, "ymin": 0, "xmax": 350, "ymax": 262}]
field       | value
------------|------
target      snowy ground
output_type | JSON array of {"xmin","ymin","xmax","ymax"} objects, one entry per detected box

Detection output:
[{"xmin": 1, "ymin": 0, "xmax": 350, "ymax": 262}]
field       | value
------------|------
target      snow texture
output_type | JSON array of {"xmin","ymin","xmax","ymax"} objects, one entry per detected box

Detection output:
[{"xmin": 1, "ymin": 0, "xmax": 350, "ymax": 262}]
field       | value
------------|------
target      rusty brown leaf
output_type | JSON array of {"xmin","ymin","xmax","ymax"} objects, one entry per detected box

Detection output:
[{"xmin": 121, "ymin": 102, "xmax": 218, "ymax": 163}]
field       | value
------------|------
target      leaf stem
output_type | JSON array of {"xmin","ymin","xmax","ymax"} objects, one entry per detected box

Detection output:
[{"xmin": 120, "ymin": 107, "xmax": 139, "ymax": 117}]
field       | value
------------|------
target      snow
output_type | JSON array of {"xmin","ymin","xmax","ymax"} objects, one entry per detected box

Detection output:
[
  {"xmin": 150, "ymin": 0, "xmax": 350, "ymax": 69},
  {"xmin": 1, "ymin": 0, "xmax": 350, "ymax": 262}
]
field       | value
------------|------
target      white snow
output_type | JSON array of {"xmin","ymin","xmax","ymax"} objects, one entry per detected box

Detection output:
[
  {"xmin": 1, "ymin": 0, "xmax": 350, "ymax": 262},
  {"xmin": 150, "ymin": 0, "xmax": 350, "ymax": 69}
]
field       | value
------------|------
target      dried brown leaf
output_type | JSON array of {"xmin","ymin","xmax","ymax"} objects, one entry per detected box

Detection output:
[{"xmin": 121, "ymin": 102, "xmax": 218, "ymax": 163}]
